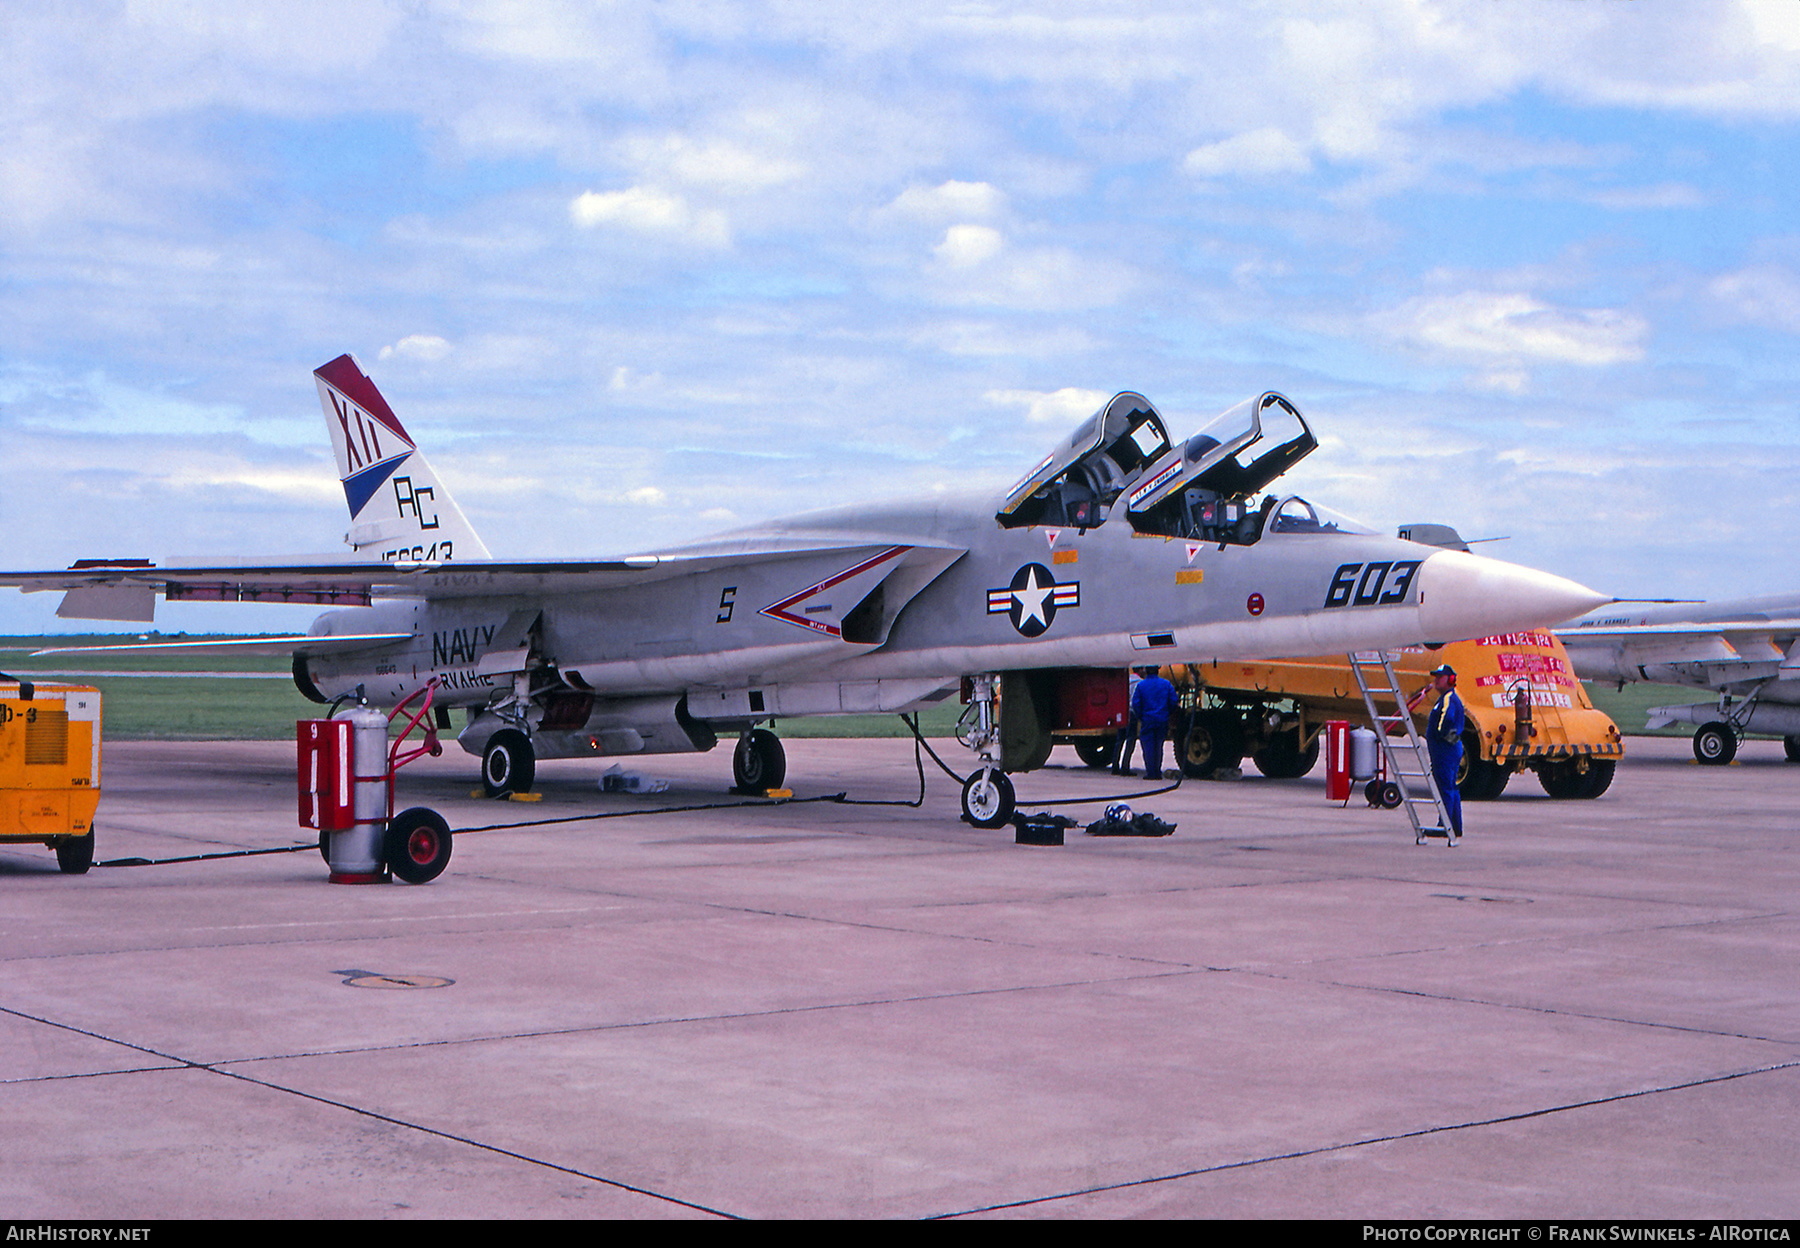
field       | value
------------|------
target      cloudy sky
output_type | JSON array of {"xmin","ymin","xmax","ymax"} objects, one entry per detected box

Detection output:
[{"xmin": 4, "ymin": 0, "xmax": 1799, "ymax": 633}]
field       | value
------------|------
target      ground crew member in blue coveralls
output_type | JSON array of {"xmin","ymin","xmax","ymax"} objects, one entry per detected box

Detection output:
[
  {"xmin": 1131, "ymin": 665, "xmax": 1178, "ymax": 781},
  {"xmin": 1407, "ymin": 663, "xmax": 1465, "ymax": 838}
]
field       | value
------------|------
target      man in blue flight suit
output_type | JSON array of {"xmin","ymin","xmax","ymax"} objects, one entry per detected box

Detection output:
[
  {"xmin": 1130, "ymin": 665, "xmax": 1178, "ymax": 781},
  {"xmin": 1408, "ymin": 663, "xmax": 1465, "ymax": 838}
]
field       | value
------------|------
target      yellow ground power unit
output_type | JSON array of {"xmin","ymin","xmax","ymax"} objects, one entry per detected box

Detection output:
[{"xmin": 0, "ymin": 677, "xmax": 102, "ymax": 874}]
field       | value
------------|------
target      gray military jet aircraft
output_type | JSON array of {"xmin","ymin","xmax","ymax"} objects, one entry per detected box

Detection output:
[
  {"xmin": 1560, "ymin": 596, "xmax": 1800, "ymax": 764},
  {"xmin": 7, "ymin": 356, "xmax": 1606, "ymax": 824}
]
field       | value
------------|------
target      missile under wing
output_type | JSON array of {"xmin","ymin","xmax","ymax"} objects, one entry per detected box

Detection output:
[{"xmin": 3, "ymin": 357, "xmax": 1607, "ymax": 825}]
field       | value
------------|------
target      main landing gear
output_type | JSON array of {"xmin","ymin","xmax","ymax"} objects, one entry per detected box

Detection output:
[
  {"xmin": 956, "ymin": 674, "xmax": 1016, "ymax": 828},
  {"xmin": 1693, "ymin": 721, "xmax": 1737, "ymax": 766},
  {"xmin": 482, "ymin": 728, "xmax": 537, "ymax": 797},
  {"xmin": 733, "ymin": 728, "xmax": 787, "ymax": 793}
]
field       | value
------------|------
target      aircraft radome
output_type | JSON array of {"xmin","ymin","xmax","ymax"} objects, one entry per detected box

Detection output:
[
  {"xmin": 3, "ymin": 356, "xmax": 1608, "ymax": 826},
  {"xmin": 1561, "ymin": 596, "xmax": 1800, "ymax": 766}
]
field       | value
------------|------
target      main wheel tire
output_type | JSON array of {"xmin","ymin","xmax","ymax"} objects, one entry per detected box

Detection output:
[
  {"xmin": 55, "ymin": 831, "xmax": 94, "ymax": 875},
  {"xmin": 386, "ymin": 808, "xmax": 453, "ymax": 884},
  {"xmin": 960, "ymin": 768, "xmax": 1016, "ymax": 828},
  {"xmin": 482, "ymin": 729, "xmax": 536, "ymax": 797},
  {"xmin": 1252, "ymin": 729, "xmax": 1318, "ymax": 779},
  {"xmin": 733, "ymin": 728, "xmax": 786, "ymax": 792},
  {"xmin": 1073, "ymin": 737, "xmax": 1116, "ymax": 769},
  {"xmin": 1693, "ymin": 722, "xmax": 1736, "ymax": 765}
]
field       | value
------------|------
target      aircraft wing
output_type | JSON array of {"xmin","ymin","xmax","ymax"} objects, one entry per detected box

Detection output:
[{"xmin": 0, "ymin": 539, "xmax": 968, "ymax": 622}]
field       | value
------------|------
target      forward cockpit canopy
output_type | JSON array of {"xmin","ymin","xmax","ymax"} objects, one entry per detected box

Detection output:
[{"xmin": 1125, "ymin": 392, "xmax": 1319, "ymax": 546}]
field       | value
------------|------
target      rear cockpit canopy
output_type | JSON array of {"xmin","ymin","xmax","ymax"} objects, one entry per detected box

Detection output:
[
  {"xmin": 995, "ymin": 393, "xmax": 1172, "ymax": 531},
  {"xmin": 1126, "ymin": 392, "xmax": 1319, "ymax": 546}
]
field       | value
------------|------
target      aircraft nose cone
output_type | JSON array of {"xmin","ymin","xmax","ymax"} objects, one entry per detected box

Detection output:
[{"xmin": 1416, "ymin": 550, "xmax": 1608, "ymax": 643}]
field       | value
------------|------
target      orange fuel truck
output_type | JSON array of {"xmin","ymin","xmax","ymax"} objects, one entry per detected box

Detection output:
[{"xmin": 1145, "ymin": 629, "xmax": 1624, "ymax": 799}]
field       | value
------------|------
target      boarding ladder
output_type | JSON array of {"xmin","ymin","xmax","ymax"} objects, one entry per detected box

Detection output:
[{"xmin": 1347, "ymin": 651, "xmax": 1457, "ymax": 846}]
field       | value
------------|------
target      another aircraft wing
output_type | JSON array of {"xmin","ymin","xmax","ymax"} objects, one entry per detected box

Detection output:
[{"xmin": 1558, "ymin": 618, "xmax": 1800, "ymax": 682}]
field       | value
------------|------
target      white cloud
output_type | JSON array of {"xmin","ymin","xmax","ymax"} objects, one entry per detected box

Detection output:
[
  {"xmin": 924, "ymin": 241, "xmax": 1135, "ymax": 312},
  {"xmin": 1710, "ymin": 265, "xmax": 1800, "ymax": 333},
  {"xmin": 570, "ymin": 186, "xmax": 730, "ymax": 246},
  {"xmin": 933, "ymin": 224, "xmax": 1004, "ymax": 268},
  {"xmin": 1744, "ymin": 0, "xmax": 1800, "ymax": 52},
  {"xmin": 886, "ymin": 180, "xmax": 1007, "ymax": 222},
  {"xmin": 909, "ymin": 322, "xmax": 1099, "ymax": 359},
  {"xmin": 984, "ymin": 387, "xmax": 1111, "ymax": 426},
  {"xmin": 1377, "ymin": 292, "xmax": 1647, "ymax": 366},
  {"xmin": 632, "ymin": 133, "xmax": 808, "ymax": 195},
  {"xmin": 379, "ymin": 334, "xmax": 452, "ymax": 362},
  {"xmin": 607, "ymin": 366, "xmax": 663, "ymax": 392},
  {"xmin": 1184, "ymin": 129, "xmax": 1312, "ymax": 178}
]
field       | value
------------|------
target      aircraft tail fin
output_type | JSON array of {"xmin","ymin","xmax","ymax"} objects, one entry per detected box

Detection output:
[{"xmin": 313, "ymin": 354, "xmax": 491, "ymax": 561}]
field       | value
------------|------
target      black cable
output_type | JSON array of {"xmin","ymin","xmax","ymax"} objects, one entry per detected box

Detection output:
[
  {"xmin": 92, "ymin": 714, "xmax": 1191, "ymax": 869},
  {"xmin": 831, "ymin": 713, "xmax": 928, "ymax": 808},
  {"xmin": 97, "ymin": 844, "xmax": 314, "ymax": 868},
  {"xmin": 453, "ymin": 792, "xmax": 851, "ymax": 834},
  {"xmin": 91, "ymin": 794, "xmax": 851, "ymax": 867},
  {"xmin": 896, "ymin": 710, "xmax": 1184, "ymax": 807}
]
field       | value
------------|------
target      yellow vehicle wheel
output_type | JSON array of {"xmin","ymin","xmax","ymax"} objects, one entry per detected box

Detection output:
[
  {"xmin": 55, "ymin": 831, "xmax": 94, "ymax": 875},
  {"xmin": 1181, "ymin": 710, "xmax": 1242, "ymax": 778},
  {"xmin": 1252, "ymin": 728, "xmax": 1318, "ymax": 779},
  {"xmin": 1456, "ymin": 731, "xmax": 1510, "ymax": 801}
]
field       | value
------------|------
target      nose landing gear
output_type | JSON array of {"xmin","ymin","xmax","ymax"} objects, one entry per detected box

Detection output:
[{"xmin": 956, "ymin": 674, "xmax": 1016, "ymax": 827}]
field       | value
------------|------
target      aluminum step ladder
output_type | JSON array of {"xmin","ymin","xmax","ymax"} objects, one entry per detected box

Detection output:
[{"xmin": 1347, "ymin": 651, "xmax": 1457, "ymax": 845}]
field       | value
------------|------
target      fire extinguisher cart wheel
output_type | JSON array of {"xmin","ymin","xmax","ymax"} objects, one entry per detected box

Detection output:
[{"xmin": 386, "ymin": 808, "xmax": 453, "ymax": 884}]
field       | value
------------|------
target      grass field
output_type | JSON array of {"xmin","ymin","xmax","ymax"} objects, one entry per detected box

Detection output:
[{"xmin": 0, "ymin": 634, "xmax": 1727, "ymax": 744}]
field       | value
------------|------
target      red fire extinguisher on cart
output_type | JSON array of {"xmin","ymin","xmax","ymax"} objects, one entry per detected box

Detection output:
[{"xmin": 298, "ymin": 682, "xmax": 450, "ymax": 884}]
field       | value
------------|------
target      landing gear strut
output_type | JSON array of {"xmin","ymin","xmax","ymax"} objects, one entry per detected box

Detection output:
[{"xmin": 955, "ymin": 674, "xmax": 1015, "ymax": 827}]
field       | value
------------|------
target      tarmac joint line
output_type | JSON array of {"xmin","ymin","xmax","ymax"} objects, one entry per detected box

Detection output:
[{"xmin": 928, "ymin": 1056, "xmax": 1800, "ymax": 1219}]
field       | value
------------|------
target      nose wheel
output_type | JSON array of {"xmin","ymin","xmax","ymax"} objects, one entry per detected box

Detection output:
[{"xmin": 961, "ymin": 768, "xmax": 1015, "ymax": 828}]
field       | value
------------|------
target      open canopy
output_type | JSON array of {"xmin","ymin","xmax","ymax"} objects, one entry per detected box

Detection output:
[{"xmin": 995, "ymin": 392, "xmax": 1172, "ymax": 531}]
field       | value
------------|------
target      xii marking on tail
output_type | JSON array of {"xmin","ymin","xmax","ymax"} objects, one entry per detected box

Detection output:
[{"xmin": 312, "ymin": 354, "xmax": 491, "ymax": 561}]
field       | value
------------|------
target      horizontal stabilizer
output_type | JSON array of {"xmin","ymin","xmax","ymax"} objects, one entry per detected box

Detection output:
[{"xmin": 57, "ymin": 583, "xmax": 156, "ymax": 622}]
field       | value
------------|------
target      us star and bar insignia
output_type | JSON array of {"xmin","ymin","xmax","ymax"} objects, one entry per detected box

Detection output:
[{"xmin": 987, "ymin": 563, "xmax": 1080, "ymax": 637}]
